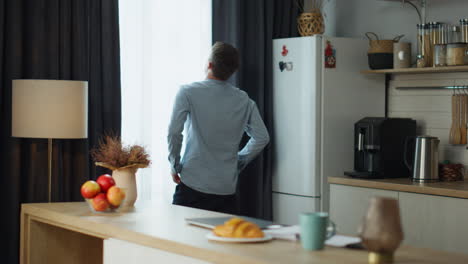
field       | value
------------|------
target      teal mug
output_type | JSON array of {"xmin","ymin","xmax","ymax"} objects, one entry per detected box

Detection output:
[{"xmin": 299, "ymin": 212, "xmax": 336, "ymax": 251}]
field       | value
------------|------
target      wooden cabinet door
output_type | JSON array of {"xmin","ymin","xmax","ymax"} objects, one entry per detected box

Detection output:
[
  {"xmin": 329, "ymin": 184, "xmax": 398, "ymax": 236},
  {"xmin": 104, "ymin": 238, "xmax": 211, "ymax": 264},
  {"xmin": 399, "ymin": 192, "xmax": 468, "ymax": 254}
]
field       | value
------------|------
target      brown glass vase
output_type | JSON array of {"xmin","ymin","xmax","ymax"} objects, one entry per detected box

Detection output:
[{"xmin": 359, "ymin": 197, "xmax": 404, "ymax": 264}]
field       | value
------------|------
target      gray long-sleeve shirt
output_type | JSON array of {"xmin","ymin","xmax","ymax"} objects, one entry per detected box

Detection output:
[{"xmin": 167, "ymin": 79, "xmax": 270, "ymax": 195}]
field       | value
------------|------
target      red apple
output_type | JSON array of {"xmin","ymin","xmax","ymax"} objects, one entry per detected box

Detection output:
[
  {"xmin": 96, "ymin": 174, "xmax": 115, "ymax": 193},
  {"xmin": 92, "ymin": 193, "xmax": 110, "ymax": 211},
  {"xmin": 81, "ymin": 180, "xmax": 101, "ymax": 199},
  {"xmin": 107, "ymin": 186, "xmax": 125, "ymax": 207}
]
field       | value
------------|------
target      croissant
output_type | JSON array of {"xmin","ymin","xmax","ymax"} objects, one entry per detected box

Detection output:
[{"xmin": 213, "ymin": 217, "xmax": 264, "ymax": 238}]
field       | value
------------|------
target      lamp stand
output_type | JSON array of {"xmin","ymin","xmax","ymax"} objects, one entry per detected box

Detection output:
[
  {"xmin": 12, "ymin": 80, "xmax": 88, "ymax": 204},
  {"xmin": 48, "ymin": 138, "xmax": 52, "ymax": 203}
]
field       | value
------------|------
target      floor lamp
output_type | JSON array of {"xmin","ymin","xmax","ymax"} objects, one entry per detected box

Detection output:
[{"xmin": 12, "ymin": 79, "xmax": 88, "ymax": 203}]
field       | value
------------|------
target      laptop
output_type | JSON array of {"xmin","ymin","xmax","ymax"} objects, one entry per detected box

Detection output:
[{"xmin": 185, "ymin": 216, "xmax": 279, "ymax": 230}]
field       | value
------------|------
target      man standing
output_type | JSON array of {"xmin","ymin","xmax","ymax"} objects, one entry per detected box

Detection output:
[{"xmin": 167, "ymin": 42, "xmax": 269, "ymax": 214}]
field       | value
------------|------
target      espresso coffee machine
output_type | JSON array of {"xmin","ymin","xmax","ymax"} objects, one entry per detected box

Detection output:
[{"xmin": 345, "ymin": 117, "xmax": 416, "ymax": 179}]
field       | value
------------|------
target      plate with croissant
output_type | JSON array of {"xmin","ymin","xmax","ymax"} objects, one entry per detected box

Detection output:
[{"xmin": 207, "ymin": 217, "xmax": 273, "ymax": 243}]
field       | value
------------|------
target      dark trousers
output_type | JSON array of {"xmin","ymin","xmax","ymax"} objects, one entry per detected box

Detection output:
[{"xmin": 172, "ymin": 182, "xmax": 237, "ymax": 214}]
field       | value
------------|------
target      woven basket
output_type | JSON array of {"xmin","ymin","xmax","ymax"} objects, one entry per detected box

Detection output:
[
  {"xmin": 297, "ymin": 11, "xmax": 324, "ymax": 37},
  {"xmin": 366, "ymin": 32, "xmax": 404, "ymax": 54},
  {"xmin": 439, "ymin": 163, "xmax": 464, "ymax": 182}
]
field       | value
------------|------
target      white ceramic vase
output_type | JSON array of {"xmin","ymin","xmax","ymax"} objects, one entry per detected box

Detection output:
[{"xmin": 112, "ymin": 167, "xmax": 138, "ymax": 207}]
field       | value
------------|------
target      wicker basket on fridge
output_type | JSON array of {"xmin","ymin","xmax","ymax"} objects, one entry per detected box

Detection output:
[{"xmin": 297, "ymin": 10, "xmax": 324, "ymax": 37}]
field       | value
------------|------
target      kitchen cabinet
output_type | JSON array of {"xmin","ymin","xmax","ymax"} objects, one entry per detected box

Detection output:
[
  {"xmin": 330, "ymin": 179, "xmax": 468, "ymax": 254},
  {"xmin": 399, "ymin": 192, "xmax": 468, "ymax": 254},
  {"xmin": 329, "ymin": 184, "xmax": 398, "ymax": 236},
  {"xmin": 103, "ymin": 238, "xmax": 210, "ymax": 264}
]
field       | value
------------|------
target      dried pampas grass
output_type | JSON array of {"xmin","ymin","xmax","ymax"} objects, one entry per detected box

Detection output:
[{"xmin": 91, "ymin": 135, "xmax": 151, "ymax": 171}]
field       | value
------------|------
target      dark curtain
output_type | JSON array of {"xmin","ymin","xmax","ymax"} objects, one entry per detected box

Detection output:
[
  {"xmin": 0, "ymin": 1, "xmax": 121, "ymax": 263},
  {"xmin": 212, "ymin": 0, "xmax": 301, "ymax": 220}
]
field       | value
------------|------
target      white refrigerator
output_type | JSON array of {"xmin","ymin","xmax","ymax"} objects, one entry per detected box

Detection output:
[{"xmin": 272, "ymin": 35, "xmax": 385, "ymax": 225}]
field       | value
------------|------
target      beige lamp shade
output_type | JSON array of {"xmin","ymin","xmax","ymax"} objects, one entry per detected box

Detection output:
[{"xmin": 12, "ymin": 79, "xmax": 88, "ymax": 139}]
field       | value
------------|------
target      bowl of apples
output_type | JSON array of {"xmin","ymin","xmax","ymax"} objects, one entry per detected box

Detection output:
[{"xmin": 81, "ymin": 174, "xmax": 126, "ymax": 213}]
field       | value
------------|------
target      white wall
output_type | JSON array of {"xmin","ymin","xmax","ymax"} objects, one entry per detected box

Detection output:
[
  {"xmin": 304, "ymin": 0, "xmax": 338, "ymax": 36},
  {"xmin": 388, "ymin": 73, "xmax": 468, "ymax": 170},
  {"xmin": 335, "ymin": 0, "xmax": 468, "ymax": 58}
]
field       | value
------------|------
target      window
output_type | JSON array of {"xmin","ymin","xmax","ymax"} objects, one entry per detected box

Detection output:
[{"xmin": 119, "ymin": 0, "xmax": 212, "ymax": 203}]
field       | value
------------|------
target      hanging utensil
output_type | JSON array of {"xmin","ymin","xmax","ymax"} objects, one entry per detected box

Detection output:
[
  {"xmin": 454, "ymin": 94, "xmax": 462, "ymax": 145},
  {"xmin": 450, "ymin": 93, "xmax": 456, "ymax": 144},
  {"xmin": 464, "ymin": 88, "xmax": 468, "ymax": 148},
  {"xmin": 461, "ymin": 94, "xmax": 467, "ymax": 145}
]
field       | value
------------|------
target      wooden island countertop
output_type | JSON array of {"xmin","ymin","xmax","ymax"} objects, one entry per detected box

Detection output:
[
  {"xmin": 21, "ymin": 200, "xmax": 468, "ymax": 264},
  {"xmin": 329, "ymin": 176, "xmax": 468, "ymax": 199}
]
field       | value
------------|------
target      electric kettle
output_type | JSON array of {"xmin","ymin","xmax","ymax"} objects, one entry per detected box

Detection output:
[{"xmin": 404, "ymin": 136, "xmax": 440, "ymax": 182}]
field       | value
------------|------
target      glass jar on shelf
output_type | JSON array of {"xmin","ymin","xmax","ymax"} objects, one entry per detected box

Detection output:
[
  {"xmin": 460, "ymin": 19, "xmax": 468, "ymax": 43},
  {"xmin": 417, "ymin": 24, "xmax": 424, "ymax": 57},
  {"xmin": 450, "ymin": 25, "xmax": 462, "ymax": 43},
  {"xmin": 425, "ymin": 23, "xmax": 434, "ymax": 66},
  {"xmin": 461, "ymin": 19, "xmax": 468, "ymax": 65},
  {"xmin": 417, "ymin": 24, "xmax": 428, "ymax": 67},
  {"xmin": 434, "ymin": 44, "xmax": 447, "ymax": 67},
  {"xmin": 430, "ymin": 22, "xmax": 440, "ymax": 45},
  {"xmin": 447, "ymin": 43, "xmax": 466, "ymax": 66},
  {"xmin": 438, "ymin": 23, "xmax": 449, "ymax": 45},
  {"xmin": 433, "ymin": 23, "xmax": 449, "ymax": 67},
  {"xmin": 416, "ymin": 55, "xmax": 426, "ymax": 68}
]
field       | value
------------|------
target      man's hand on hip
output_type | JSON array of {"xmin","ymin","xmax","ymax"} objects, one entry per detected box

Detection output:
[{"xmin": 171, "ymin": 173, "xmax": 181, "ymax": 184}]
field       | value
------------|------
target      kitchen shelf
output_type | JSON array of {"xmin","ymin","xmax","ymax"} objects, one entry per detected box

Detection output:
[
  {"xmin": 396, "ymin": 85, "xmax": 468, "ymax": 90},
  {"xmin": 361, "ymin": 65, "xmax": 468, "ymax": 74}
]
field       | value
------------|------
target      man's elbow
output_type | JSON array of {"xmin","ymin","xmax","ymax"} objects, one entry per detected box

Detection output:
[
  {"xmin": 167, "ymin": 133, "xmax": 183, "ymax": 143},
  {"xmin": 260, "ymin": 133, "xmax": 270, "ymax": 148}
]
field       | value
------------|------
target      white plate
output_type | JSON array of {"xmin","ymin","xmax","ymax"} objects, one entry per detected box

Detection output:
[{"xmin": 206, "ymin": 233, "xmax": 273, "ymax": 243}]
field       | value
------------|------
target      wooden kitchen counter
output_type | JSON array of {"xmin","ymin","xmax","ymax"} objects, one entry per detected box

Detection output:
[
  {"xmin": 329, "ymin": 176, "xmax": 468, "ymax": 199},
  {"xmin": 21, "ymin": 201, "xmax": 468, "ymax": 264}
]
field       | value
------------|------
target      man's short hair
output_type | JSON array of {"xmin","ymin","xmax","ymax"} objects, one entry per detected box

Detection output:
[{"xmin": 209, "ymin": 42, "xmax": 239, "ymax": 80}]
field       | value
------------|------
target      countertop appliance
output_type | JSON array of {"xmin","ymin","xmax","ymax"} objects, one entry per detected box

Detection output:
[
  {"xmin": 344, "ymin": 117, "xmax": 417, "ymax": 179},
  {"xmin": 272, "ymin": 36, "xmax": 385, "ymax": 225},
  {"xmin": 404, "ymin": 136, "xmax": 440, "ymax": 182}
]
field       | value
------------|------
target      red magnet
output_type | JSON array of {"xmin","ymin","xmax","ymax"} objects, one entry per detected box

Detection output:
[
  {"xmin": 325, "ymin": 41, "xmax": 336, "ymax": 68},
  {"xmin": 281, "ymin": 45, "xmax": 288, "ymax": 56}
]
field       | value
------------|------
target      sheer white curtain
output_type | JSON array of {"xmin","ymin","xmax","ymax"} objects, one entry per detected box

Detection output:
[{"xmin": 119, "ymin": 0, "xmax": 212, "ymax": 203}]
